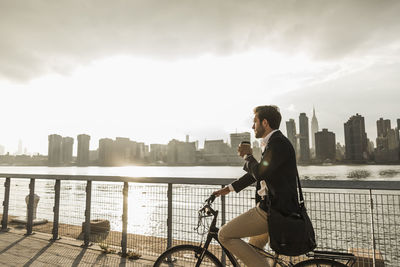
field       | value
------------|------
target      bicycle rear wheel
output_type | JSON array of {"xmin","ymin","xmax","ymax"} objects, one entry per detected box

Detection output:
[
  {"xmin": 153, "ymin": 244, "xmax": 223, "ymax": 267},
  {"xmin": 294, "ymin": 258, "xmax": 347, "ymax": 267}
]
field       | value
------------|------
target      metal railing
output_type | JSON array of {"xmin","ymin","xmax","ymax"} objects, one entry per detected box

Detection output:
[{"xmin": 0, "ymin": 173, "xmax": 399, "ymax": 266}]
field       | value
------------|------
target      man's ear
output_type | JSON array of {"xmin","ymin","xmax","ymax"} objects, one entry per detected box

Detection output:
[{"xmin": 262, "ymin": 119, "xmax": 269, "ymax": 128}]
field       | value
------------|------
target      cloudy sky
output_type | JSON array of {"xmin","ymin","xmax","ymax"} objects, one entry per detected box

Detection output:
[{"xmin": 1, "ymin": 0, "xmax": 399, "ymax": 155}]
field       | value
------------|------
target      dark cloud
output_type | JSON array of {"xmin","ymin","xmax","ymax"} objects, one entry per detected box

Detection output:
[
  {"xmin": 278, "ymin": 61, "xmax": 400, "ymax": 143},
  {"xmin": 1, "ymin": 0, "xmax": 400, "ymax": 81}
]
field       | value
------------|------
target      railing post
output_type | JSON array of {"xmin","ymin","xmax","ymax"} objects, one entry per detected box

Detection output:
[
  {"xmin": 167, "ymin": 183, "xmax": 173, "ymax": 249},
  {"xmin": 221, "ymin": 185, "xmax": 226, "ymax": 266},
  {"xmin": 121, "ymin": 182, "xmax": 128, "ymax": 256},
  {"xmin": 26, "ymin": 178, "xmax": 35, "ymax": 235},
  {"xmin": 1, "ymin": 177, "xmax": 11, "ymax": 231},
  {"xmin": 84, "ymin": 180, "xmax": 92, "ymax": 246},
  {"xmin": 369, "ymin": 189, "xmax": 376, "ymax": 267},
  {"xmin": 51, "ymin": 179, "xmax": 61, "ymax": 240}
]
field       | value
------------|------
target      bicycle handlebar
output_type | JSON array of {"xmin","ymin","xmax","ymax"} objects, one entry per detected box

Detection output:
[
  {"xmin": 199, "ymin": 194, "xmax": 217, "ymax": 217},
  {"xmin": 205, "ymin": 194, "xmax": 216, "ymax": 204}
]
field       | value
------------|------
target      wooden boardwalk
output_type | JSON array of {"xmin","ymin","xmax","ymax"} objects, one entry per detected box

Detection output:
[{"xmin": 0, "ymin": 230, "xmax": 155, "ymax": 266}]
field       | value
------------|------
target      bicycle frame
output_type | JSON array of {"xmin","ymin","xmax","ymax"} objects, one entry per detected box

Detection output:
[
  {"xmin": 196, "ymin": 205, "xmax": 240, "ymax": 267},
  {"xmin": 190, "ymin": 196, "xmax": 355, "ymax": 267}
]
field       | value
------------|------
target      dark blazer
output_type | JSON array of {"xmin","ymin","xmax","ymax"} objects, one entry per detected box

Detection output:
[{"xmin": 231, "ymin": 130, "xmax": 300, "ymax": 215}]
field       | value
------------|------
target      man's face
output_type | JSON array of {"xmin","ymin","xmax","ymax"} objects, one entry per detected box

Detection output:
[{"xmin": 252, "ymin": 114, "xmax": 266, "ymax": 138}]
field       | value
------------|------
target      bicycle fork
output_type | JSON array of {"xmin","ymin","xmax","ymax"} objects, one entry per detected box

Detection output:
[{"xmin": 195, "ymin": 231, "xmax": 215, "ymax": 267}]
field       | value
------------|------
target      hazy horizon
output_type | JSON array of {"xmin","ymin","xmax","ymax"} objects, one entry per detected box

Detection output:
[
  {"xmin": 0, "ymin": 111, "xmax": 393, "ymax": 156},
  {"xmin": 1, "ymin": 1, "xmax": 399, "ymax": 155}
]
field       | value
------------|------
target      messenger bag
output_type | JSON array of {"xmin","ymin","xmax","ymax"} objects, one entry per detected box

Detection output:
[{"xmin": 267, "ymin": 169, "xmax": 317, "ymax": 256}]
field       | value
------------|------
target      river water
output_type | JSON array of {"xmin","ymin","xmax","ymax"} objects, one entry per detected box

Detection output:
[{"xmin": 1, "ymin": 164, "xmax": 400, "ymax": 180}]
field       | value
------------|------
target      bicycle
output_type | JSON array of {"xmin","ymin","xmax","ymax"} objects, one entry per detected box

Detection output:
[{"xmin": 154, "ymin": 194, "xmax": 356, "ymax": 267}]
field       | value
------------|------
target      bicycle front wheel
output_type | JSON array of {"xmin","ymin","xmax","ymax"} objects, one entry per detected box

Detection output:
[
  {"xmin": 153, "ymin": 244, "xmax": 223, "ymax": 267},
  {"xmin": 294, "ymin": 258, "xmax": 347, "ymax": 267}
]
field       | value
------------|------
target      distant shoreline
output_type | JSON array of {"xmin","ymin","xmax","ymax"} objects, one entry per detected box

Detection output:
[{"xmin": 1, "ymin": 162, "xmax": 400, "ymax": 167}]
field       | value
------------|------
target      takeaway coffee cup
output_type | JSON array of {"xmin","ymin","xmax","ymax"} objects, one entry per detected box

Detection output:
[
  {"xmin": 238, "ymin": 141, "xmax": 251, "ymax": 156},
  {"xmin": 240, "ymin": 141, "xmax": 251, "ymax": 146}
]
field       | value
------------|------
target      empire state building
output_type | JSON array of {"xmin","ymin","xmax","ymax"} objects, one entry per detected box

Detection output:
[{"xmin": 311, "ymin": 107, "xmax": 319, "ymax": 157}]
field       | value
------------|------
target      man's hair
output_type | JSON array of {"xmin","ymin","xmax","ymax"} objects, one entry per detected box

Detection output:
[{"xmin": 253, "ymin": 105, "xmax": 282, "ymax": 129}]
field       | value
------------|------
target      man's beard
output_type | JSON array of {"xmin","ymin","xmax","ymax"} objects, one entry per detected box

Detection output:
[{"xmin": 255, "ymin": 126, "xmax": 265, "ymax": 138}]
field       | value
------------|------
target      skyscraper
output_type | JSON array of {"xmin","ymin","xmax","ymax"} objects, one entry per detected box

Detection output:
[
  {"xmin": 114, "ymin": 137, "xmax": 132, "ymax": 165},
  {"xmin": 311, "ymin": 107, "xmax": 319, "ymax": 155},
  {"xmin": 344, "ymin": 114, "xmax": 368, "ymax": 162},
  {"xmin": 48, "ymin": 134, "xmax": 62, "ymax": 166},
  {"xmin": 98, "ymin": 138, "xmax": 113, "ymax": 166},
  {"xmin": 62, "ymin": 137, "xmax": 74, "ymax": 164},
  {"xmin": 299, "ymin": 113, "xmax": 310, "ymax": 163},
  {"xmin": 204, "ymin": 140, "xmax": 230, "ymax": 154},
  {"xmin": 286, "ymin": 119, "xmax": 297, "ymax": 154},
  {"xmin": 167, "ymin": 139, "xmax": 196, "ymax": 164},
  {"xmin": 315, "ymin": 129, "xmax": 336, "ymax": 162},
  {"xmin": 377, "ymin": 118, "xmax": 391, "ymax": 137},
  {"xmin": 150, "ymin": 144, "xmax": 168, "ymax": 163},
  {"xmin": 397, "ymin": 119, "xmax": 400, "ymax": 143},
  {"xmin": 375, "ymin": 118, "xmax": 400, "ymax": 163},
  {"xmin": 376, "ymin": 118, "xmax": 391, "ymax": 156},
  {"xmin": 134, "ymin": 142, "xmax": 146, "ymax": 161},
  {"xmin": 77, "ymin": 134, "xmax": 90, "ymax": 166}
]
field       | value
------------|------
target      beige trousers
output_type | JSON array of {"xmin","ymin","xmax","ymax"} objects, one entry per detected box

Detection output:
[{"xmin": 218, "ymin": 206, "xmax": 269, "ymax": 267}]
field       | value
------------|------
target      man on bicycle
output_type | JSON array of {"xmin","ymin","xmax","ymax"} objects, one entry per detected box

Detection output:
[{"xmin": 213, "ymin": 105, "xmax": 300, "ymax": 267}]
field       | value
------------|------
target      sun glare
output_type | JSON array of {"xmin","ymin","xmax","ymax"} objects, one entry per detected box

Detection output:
[{"xmin": 1, "ymin": 48, "xmax": 323, "ymax": 154}]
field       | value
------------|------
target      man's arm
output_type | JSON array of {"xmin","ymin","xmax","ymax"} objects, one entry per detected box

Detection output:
[
  {"xmin": 213, "ymin": 172, "xmax": 256, "ymax": 197},
  {"xmin": 231, "ymin": 172, "xmax": 256, "ymax": 192},
  {"xmin": 244, "ymin": 139, "xmax": 288, "ymax": 182}
]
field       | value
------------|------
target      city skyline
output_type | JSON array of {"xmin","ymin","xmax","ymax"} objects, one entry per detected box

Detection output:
[
  {"xmin": 1, "ymin": 111, "xmax": 399, "ymax": 165},
  {"xmin": 1, "ymin": 1, "xmax": 399, "ymax": 154},
  {"xmin": 0, "ymin": 112, "xmax": 399, "ymax": 156}
]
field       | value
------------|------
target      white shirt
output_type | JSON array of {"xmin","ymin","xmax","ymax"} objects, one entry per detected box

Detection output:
[{"xmin": 228, "ymin": 129, "xmax": 279, "ymax": 196}]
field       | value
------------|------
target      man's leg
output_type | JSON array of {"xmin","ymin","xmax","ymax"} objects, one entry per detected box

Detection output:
[
  {"xmin": 218, "ymin": 206, "xmax": 268, "ymax": 267},
  {"xmin": 249, "ymin": 232, "xmax": 269, "ymax": 249}
]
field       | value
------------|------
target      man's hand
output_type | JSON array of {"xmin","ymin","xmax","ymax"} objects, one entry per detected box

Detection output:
[
  {"xmin": 238, "ymin": 143, "xmax": 253, "ymax": 158},
  {"xmin": 212, "ymin": 186, "xmax": 230, "ymax": 197}
]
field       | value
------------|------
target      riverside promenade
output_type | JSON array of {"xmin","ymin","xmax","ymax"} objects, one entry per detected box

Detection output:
[
  {"xmin": 0, "ymin": 229, "xmax": 155, "ymax": 266},
  {"xmin": 1, "ymin": 173, "xmax": 399, "ymax": 266}
]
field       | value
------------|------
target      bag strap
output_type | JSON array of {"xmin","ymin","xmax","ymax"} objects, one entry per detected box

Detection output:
[{"xmin": 295, "ymin": 167, "xmax": 305, "ymax": 208}]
